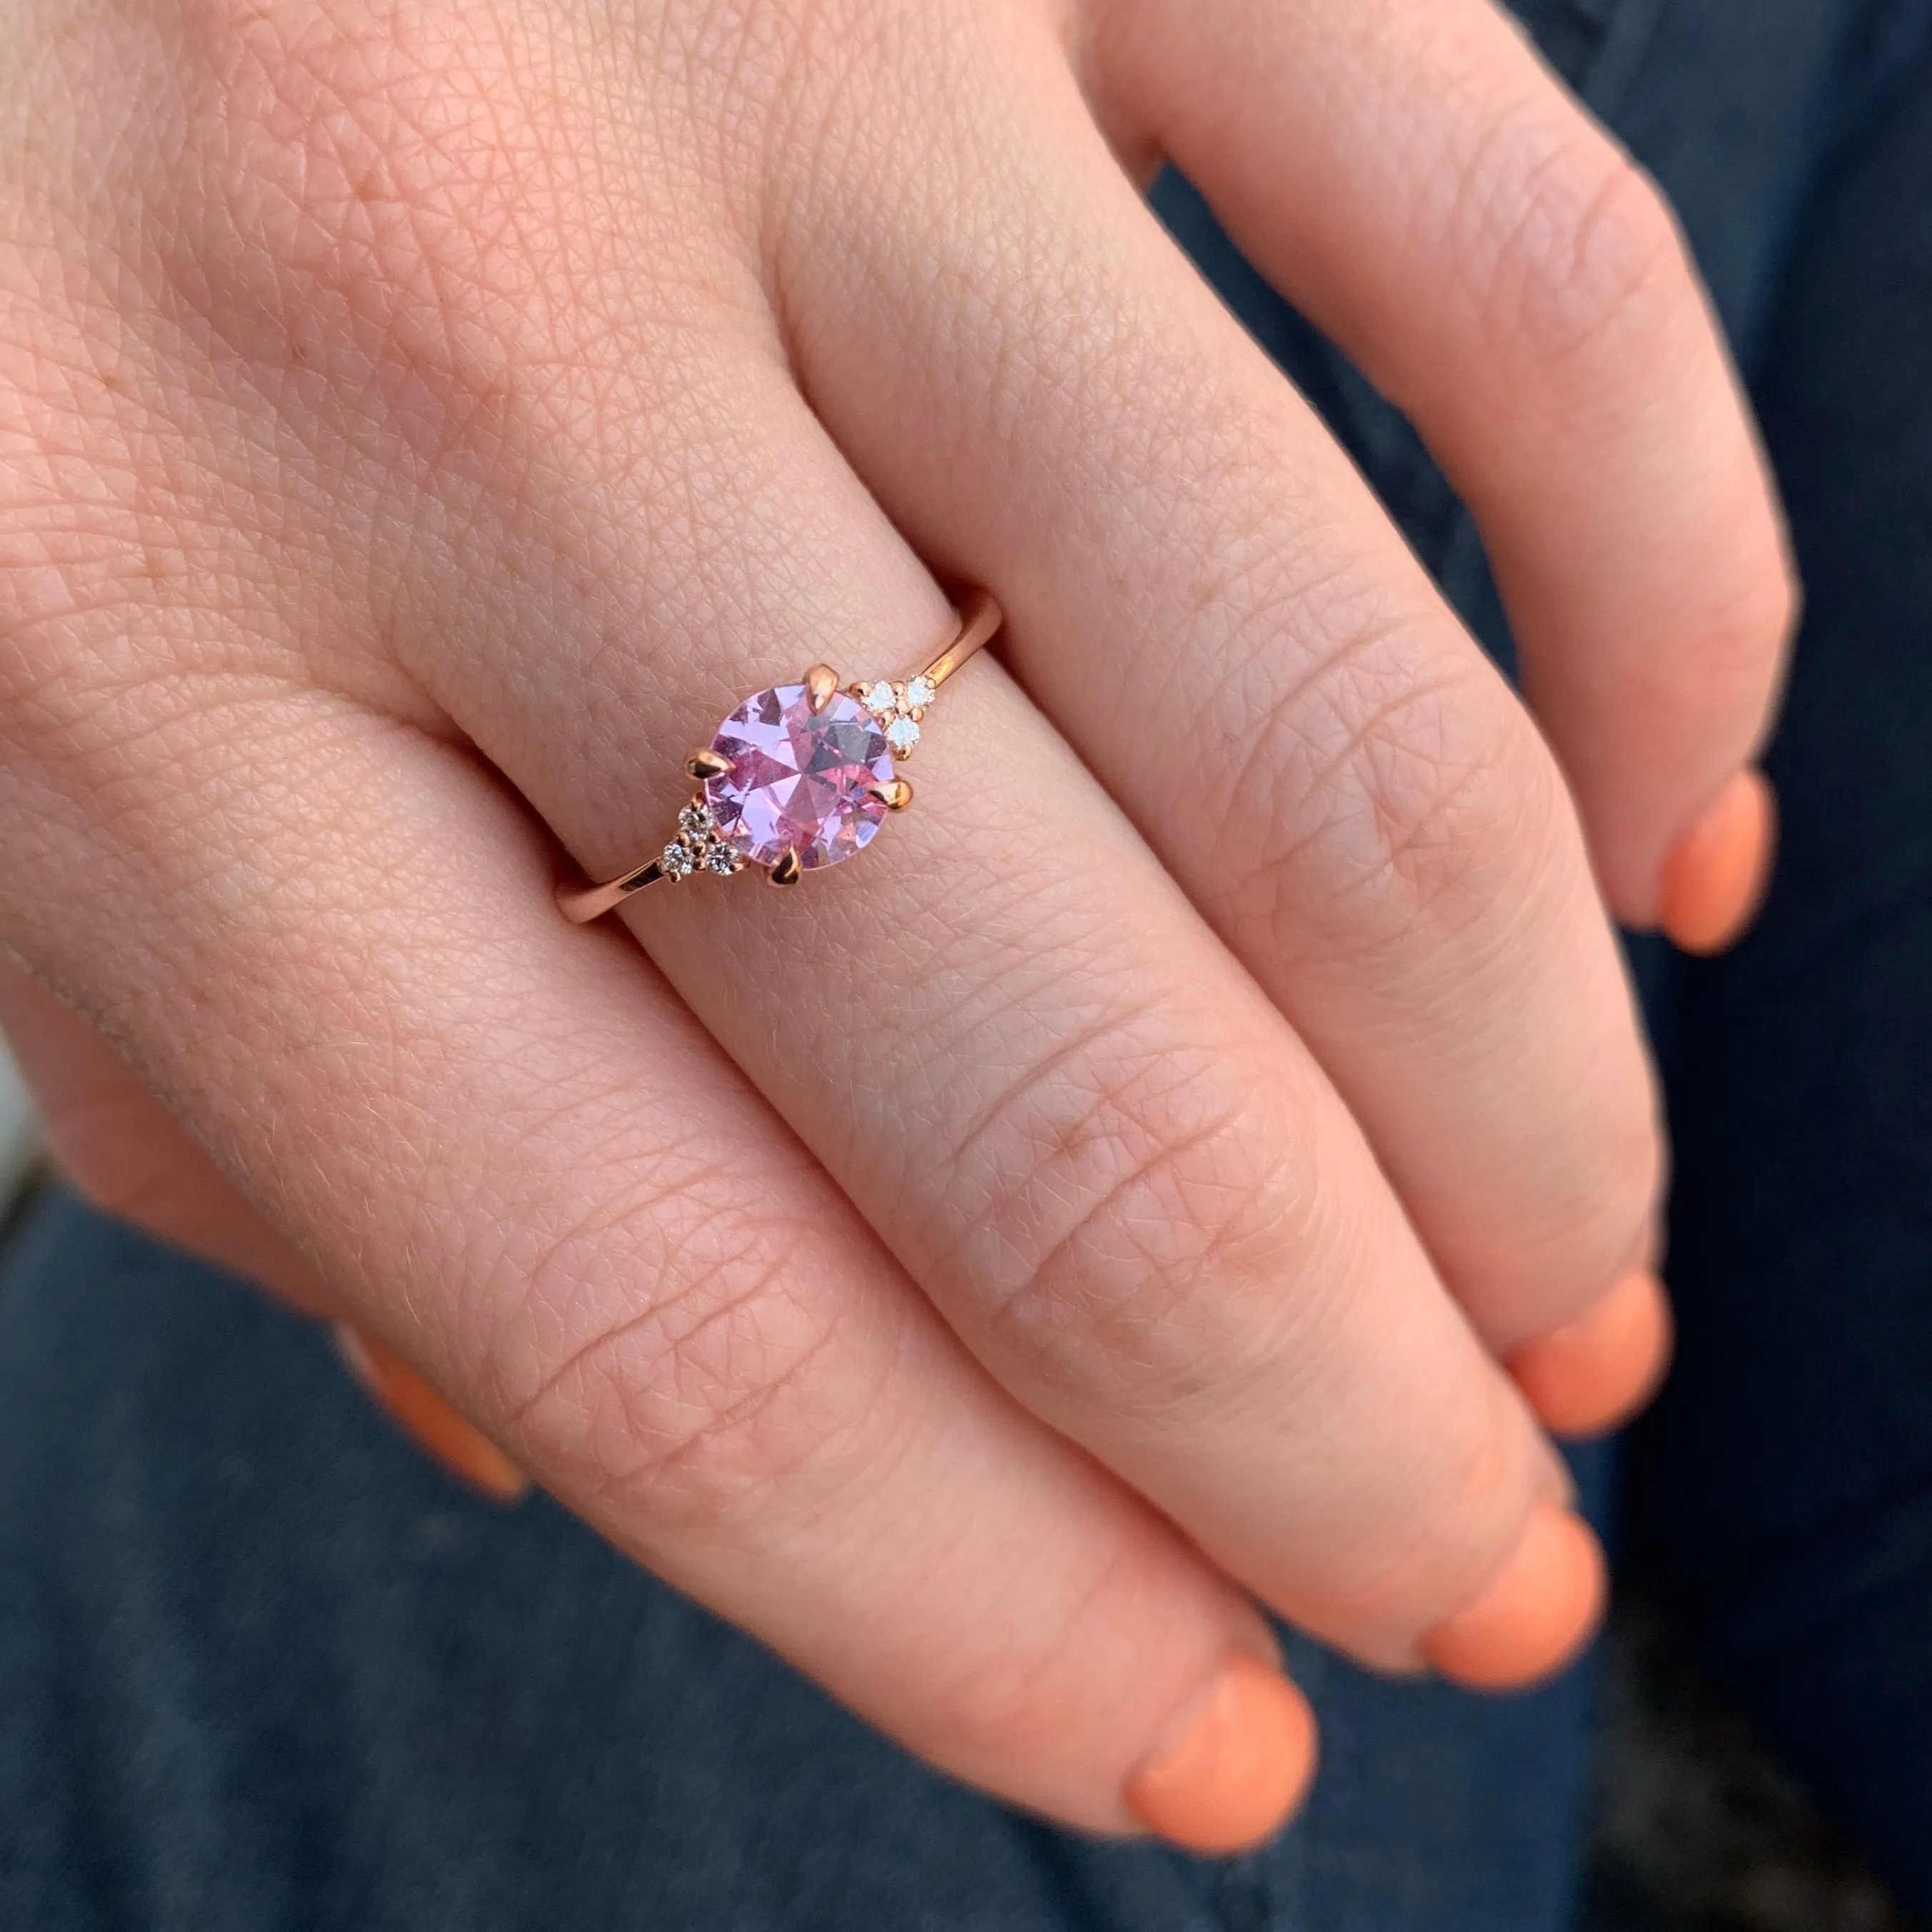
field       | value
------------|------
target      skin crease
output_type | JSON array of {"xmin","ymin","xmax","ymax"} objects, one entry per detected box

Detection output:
[{"xmin": 0, "ymin": 0, "xmax": 1788, "ymax": 1849}]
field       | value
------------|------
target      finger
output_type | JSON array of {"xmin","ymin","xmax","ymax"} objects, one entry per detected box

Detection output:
[
  {"xmin": 773, "ymin": 16, "xmax": 1659, "ymax": 1359},
  {"xmin": 0, "ymin": 686, "xmax": 1291, "ymax": 1841},
  {"xmin": 0, "ymin": 966, "xmax": 530, "ymax": 1497},
  {"xmin": 1656, "ymin": 769, "xmax": 1777, "ymax": 956},
  {"xmin": 1092, "ymin": 0, "xmax": 1794, "ymax": 930},
  {"xmin": 0, "ymin": 965, "xmax": 339, "ymax": 1318},
  {"xmin": 1420, "ymin": 1503, "xmax": 1606, "ymax": 1690}
]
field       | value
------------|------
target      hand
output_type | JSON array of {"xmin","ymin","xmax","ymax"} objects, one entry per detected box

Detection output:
[{"xmin": 0, "ymin": 0, "xmax": 1786, "ymax": 1851}]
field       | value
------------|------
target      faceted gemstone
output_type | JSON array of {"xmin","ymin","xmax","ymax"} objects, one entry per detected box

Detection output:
[
  {"xmin": 903, "ymin": 674, "xmax": 936, "ymax": 711},
  {"xmin": 704, "ymin": 683, "xmax": 895, "ymax": 871},
  {"xmin": 860, "ymin": 680, "xmax": 898, "ymax": 718},
  {"xmin": 661, "ymin": 840, "xmax": 696, "ymax": 878},
  {"xmin": 885, "ymin": 715, "xmax": 920, "ymax": 756}
]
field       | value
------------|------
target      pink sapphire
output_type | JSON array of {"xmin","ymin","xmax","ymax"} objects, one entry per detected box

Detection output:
[{"xmin": 703, "ymin": 684, "xmax": 894, "ymax": 871}]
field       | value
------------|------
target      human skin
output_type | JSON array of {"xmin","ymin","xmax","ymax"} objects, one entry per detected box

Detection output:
[{"xmin": 0, "ymin": 0, "xmax": 1785, "ymax": 1850}]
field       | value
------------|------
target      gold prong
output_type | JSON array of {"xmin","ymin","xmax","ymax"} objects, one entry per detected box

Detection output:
[
  {"xmin": 805, "ymin": 664, "xmax": 840, "ymax": 713},
  {"xmin": 869, "ymin": 778, "xmax": 913, "ymax": 812},
  {"xmin": 686, "ymin": 748, "xmax": 731, "ymax": 781},
  {"xmin": 768, "ymin": 849, "xmax": 803, "ymax": 888}
]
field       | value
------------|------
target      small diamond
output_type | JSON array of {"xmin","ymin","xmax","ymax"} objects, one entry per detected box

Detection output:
[
  {"xmin": 903, "ymin": 675, "xmax": 936, "ymax": 711},
  {"xmin": 885, "ymin": 715, "xmax": 920, "ymax": 755},
  {"xmin": 661, "ymin": 840, "xmax": 696, "ymax": 878},
  {"xmin": 678, "ymin": 803, "xmax": 714, "ymax": 841},
  {"xmin": 702, "ymin": 843, "xmax": 738, "ymax": 876},
  {"xmin": 860, "ymin": 680, "xmax": 898, "ymax": 717}
]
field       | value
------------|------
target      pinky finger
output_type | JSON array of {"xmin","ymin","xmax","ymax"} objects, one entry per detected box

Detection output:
[{"xmin": 0, "ymin": 965, "xmax": 528, "ymax": 1499}]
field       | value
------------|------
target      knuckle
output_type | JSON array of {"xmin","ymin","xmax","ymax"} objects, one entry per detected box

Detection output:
[
  {"xmin": 912, "ymin": 1537, "xmax": 1144, "ymax": 1765},
  {"xmin": 1235, "ymin": 618, "xmax": 1545, "ymax": 964},
  {"xmin": 190, "ymin": 1, "xmax": 526, "ymax": 333},
  {"xmin": 1466, "ymin": 115, "xmax": 1688, "ymax": 377},
  {"xmin": 1296, "ymin": 1362, "xmax": 1542, "ymax": 1639},
  {"xmin": 499, "ymin": 1178, "xmax": 860, "ymax": 1525},
  {"xmin": 1646, "ymin": 529, "xmax": 1799, "ymax": 731},
  {"xmin": 948, "ymin": 1005, "xmax": 1327, "ymax": 1415}
]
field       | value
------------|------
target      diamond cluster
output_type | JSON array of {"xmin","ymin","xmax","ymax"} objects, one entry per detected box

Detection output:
[
  {"xmin": 855, "ymin": 673, "xmax": 936, "ymax": 758},
  {"xmin": 660, "ymin": 801, "xmax": 743, "ymax": 881}
]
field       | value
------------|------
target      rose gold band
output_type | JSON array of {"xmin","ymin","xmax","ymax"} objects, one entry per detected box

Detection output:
[{"xmin": 556, "ymin": 589, "xmax": 1002, "ymax": 923}]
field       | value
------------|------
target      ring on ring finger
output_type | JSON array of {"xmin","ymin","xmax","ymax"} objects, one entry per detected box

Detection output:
[{"xmin": 558, "ymin": 589, "xmax": 1002, "ymax": 920}]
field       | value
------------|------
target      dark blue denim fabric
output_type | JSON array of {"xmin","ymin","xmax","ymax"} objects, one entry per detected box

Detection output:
[
  {"xmin": 4, "ymin": 2, "xmax": 1932, "ymax": 1928},
  {"xmin": 1157, "ymin": 1, "xmax": 1932, "ymax": 1915},
  {"xmin": 1634, "ymin": 14, "xmax": 1932, "ymax": 1903},
  {"xmin": 0, "ymin": 1195, "xmax": 1609, "ymax": 1932}
]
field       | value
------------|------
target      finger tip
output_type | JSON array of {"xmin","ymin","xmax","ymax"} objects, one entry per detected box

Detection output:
[
  {"xmin": 1420, "ymin": 1505, "xmax": 1607, "ymax": 1692},
  {"xmin": 1509, "ymin": 1268, "xmax": 1673, "ymax": 1438},
  {"xmin": 1124, "ymin": 1654, "xmax": 1318, "ymax": 1854},
  {"xmin": 1658, "ymin": 769, "xmax": 1776, "ymax": 955}
]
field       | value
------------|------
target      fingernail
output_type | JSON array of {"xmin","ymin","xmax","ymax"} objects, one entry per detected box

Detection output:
[
  {"xmin": 1124, "ymin": 1654, "xmax": 1318, "ymax": 1854},
  {"xmin": 1420, "ymin": 1505, "xmax": 1606, "ymax": 1692},
  {"xmin": 335, "ymin": 1324, "xmax": 529, "ymax": 1504},
  {"xmin": 1658, "ymin": 769, "xmax": 1776, "ymax": 955},
  {"xmin": 1509, "ymin": 1269, "xmax": 1674, "ymax": 1439}
]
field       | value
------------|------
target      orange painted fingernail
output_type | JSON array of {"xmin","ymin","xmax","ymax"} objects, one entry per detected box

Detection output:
[
  {"xmin": 1124, "ymin": 1654, "xmax": 1318, "ymax": 1854},
  {"xmin": 1509, "ymin": 1269, "xmax": 1674, "ymax": 1439},
  {"xmin": 1658, "ymin": 769, "xmax": 1776, "ymax": 955},
  {"xmin": 335, "ymin": 1324, "xmax": 529, "ymax": 1504},
  {"xmin": 1420, "ymin": 1505, "xmax": 1606, "ymax": 1691}
]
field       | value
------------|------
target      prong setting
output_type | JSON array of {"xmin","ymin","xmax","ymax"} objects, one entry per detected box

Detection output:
[{"xmin": 561, "ymin": 595, "xmax": 1003, "ymax": 922}]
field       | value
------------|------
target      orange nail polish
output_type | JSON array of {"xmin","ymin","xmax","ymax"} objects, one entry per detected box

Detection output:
[
  {"xmin": 1124, "ymin": 1654, "xmax": 1318, "ymax": 1854},
  {"xmin": 1420, "ymin": 1505, "xmax": 1606, "ymax": 1692},
  {"xmin": 1509, "ymin": 1270, "xmax": 1673, "ymax": 1439},
  {"xmin": 335, "ymin": 1324, "xmax": 529, "ymax": 1504},
  {"xmin": 1658, "ymin": 769, "xmax": 1776, "ymax": 955}
]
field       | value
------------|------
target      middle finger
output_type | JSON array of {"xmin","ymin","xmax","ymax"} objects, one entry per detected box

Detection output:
[{"xmin": 779, "ymin": 0, "xmax": 1665, "ymax": 1361}]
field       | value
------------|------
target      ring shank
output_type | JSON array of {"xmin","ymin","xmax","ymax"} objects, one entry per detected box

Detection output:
[
  {"xmin": 556, "ymin": 589, "xmax": 1002, "ymax": 923},
  {"xmin": 557, "ymin": 857, "xmax": 664, "ymax": 925},
  {"xmin": 910, "ymin": 586, "xmax": 1002, "ymax": 693}
]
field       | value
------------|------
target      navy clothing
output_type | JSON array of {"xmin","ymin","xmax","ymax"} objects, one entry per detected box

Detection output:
[
  {"xmin": 0, "ymin": 1196, "xmax": 1608, "ymax": 1932},
  {"xmin": 6, "ymin": 0, "xmax": 1932, "ymax": 1926}
]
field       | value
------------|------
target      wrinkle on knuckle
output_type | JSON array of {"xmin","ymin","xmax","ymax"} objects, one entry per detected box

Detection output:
[
  {"xmin": 168, "ymin": 0, "xmax": 733, "ymax": 481},
  {"xmin": 947, "ymin": 1009, "xmax": 1326, "ymax": 1417},
  {"xmin": 1622, "ymin": 533, "xmax": 1798, "ymax": 741},
  {"xmin": 1376, "ymin": 1368, "xmax": 1537, "ymax": 1623},
  {"xmin": 499, "ymin": 1181, "xmax": 861, "ymax": 1525},
  {"xmin": 915, "ymin": 1534, "xmax": 1141, "ymax": 1761},
  {"xmin": 1234, "ymin": 622, "xmax": 1535, "ymax": 961},
  {"xmin": 1458, "ymin": 109, "xmax": 1687, "ymax": 383}
]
